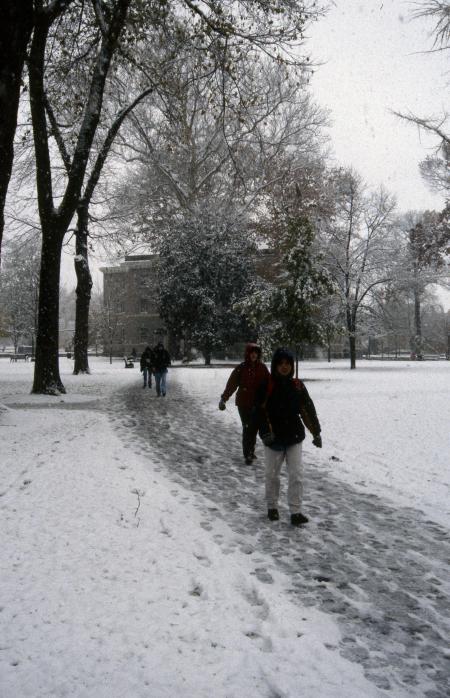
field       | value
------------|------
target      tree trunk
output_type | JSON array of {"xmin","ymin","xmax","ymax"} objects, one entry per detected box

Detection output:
[
  {"xmin": 204, "ymin": 350, "xmax": 211, "ymax": 365},
  {"xmin": 0, "ymin": 0, "xmax": 34, "ymax": 261},
  {"xmin": 346, "ymin": 305, "xmax": 357, "ymax": 369},
  {"xmin": 73, "ymin": 205, "xmax": 92, "ymax": 374},
  {"xmin": 349, "ymin": 333, "xmax": 356, "ymax": 369},
  {"xmin": 32, "ymin": 228, "xmax": 65, "ymax": 393},
  {"xmin": 413, "ymin": 286, "xmax": 423, "ymax": 359},
  {"xmin": 28, "ymin": 1, "xmax": 131, "ymax": 393}
]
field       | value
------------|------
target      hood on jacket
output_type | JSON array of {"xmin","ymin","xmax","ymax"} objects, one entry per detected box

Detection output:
[
  {"xmin": 244, "ymin": 343, "xmax": 262, "ymax": 362},
  {"xmin": 271, "ymin": 347, "xmax": 295, "ymax": 378}
]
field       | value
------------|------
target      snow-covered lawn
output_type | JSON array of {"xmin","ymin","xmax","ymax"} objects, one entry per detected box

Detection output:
[{"xmin": 0, "ymin": 357, "xmax": 449, "ymax": 697}]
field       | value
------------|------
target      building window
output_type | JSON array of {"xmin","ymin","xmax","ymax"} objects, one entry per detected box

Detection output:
[
  {"xmin": 139, "ymin": 326, "xmax": 148, "ymax": 342},
  {"xmin": 139, "ymin": 298, "xmax": 149, "ymax": 313}
]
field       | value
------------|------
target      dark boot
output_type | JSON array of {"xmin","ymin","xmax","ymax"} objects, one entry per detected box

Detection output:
[
  {"xmin": 268, "ymin": 508, "xmax": 279, "ymax": 521},
  {"xmin": 291, "ymin": 512, "xmax": 309, "ymax": 526}
]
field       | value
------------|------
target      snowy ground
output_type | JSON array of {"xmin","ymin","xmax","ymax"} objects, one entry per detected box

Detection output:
[{"xmin": 0, "ymin": 357, "xmax": 449, "ymax": 698}]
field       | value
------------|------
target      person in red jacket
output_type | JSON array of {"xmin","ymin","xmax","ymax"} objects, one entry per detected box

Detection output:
[{"xmin": 219, "ymin": 343, "xmax": 270, "ymax": 464}]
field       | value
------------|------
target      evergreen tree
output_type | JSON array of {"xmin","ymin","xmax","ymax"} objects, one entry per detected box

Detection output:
[
  {"xmin": 238, "ymin": 215, "xmax": 335, "ymax": 366},
  {"xmin": 158, "ymin": 212, "xmax": 255, "ymax": 364}
]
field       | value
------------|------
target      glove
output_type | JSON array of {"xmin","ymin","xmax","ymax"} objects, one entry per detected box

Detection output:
[
  {"xmin": 312, "ymin": 434, "xmax": 322, "ymax": 448},
  {"xmin": 218, "ymin": 399, "xmax": 226, "ymax": 411},
  {"xmin": 261, "ymin": 432, "xmax": 275, "ymax": 446}
]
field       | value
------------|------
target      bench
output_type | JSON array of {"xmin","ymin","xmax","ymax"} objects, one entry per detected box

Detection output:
[
  {"xmin": 124, "ymin": 356, "xmax": 135, "ymax": 368},
  {"xmin": 10, "ymin": 354, "xmax": 30, "ymax": 362}
]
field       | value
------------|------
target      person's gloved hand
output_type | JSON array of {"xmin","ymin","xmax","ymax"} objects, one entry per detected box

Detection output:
[
  {"xmin": 218, "ymin": 399, "xmax": 226, "ymax": 411},
  {"xmin": 312, "ymin": 434, "xmax": 322, "ymax": 448},
  {"xmin": 261, "ymin": 432, "xmax": 275, "ymax": 446}
]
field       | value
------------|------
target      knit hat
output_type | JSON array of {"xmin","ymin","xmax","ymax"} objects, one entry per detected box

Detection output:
[{"xmin": 270, "ymin": 347, "xmax": 294, "ymax": 377}]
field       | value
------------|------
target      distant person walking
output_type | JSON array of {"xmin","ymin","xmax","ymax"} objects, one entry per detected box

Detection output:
[
  {"xmin": 257, "ymin": 347, "xmax": 322, "ymax": 526},
  {"xmin": 218, "ymin": 343, "xmax": 270, "ymax": 465},
  {"xmin": 140, "ymin": 346, "xmax": 153, "ymax": 389},
  {"xmin": 152, "ymin": 342, "xmax": 171, "ymax": 396}
]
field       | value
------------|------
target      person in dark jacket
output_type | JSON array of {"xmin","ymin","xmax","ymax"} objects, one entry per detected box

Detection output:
[
  {"xmin": 257, "ymin": 347, "xmax": 322, "ymax": 526},
  {"xmin": 140, "ymin": 346, "xmax": 153, "ymax": 389},
  {"xmin": 219, "ymin": 343, "xmax": 270, "ymax": 464},
  {"xmin": 152, "ymin": 342, "xmax": 171, "ymax": 396}
]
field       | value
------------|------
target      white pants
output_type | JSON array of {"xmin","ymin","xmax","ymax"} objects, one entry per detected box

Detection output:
[{"xmin": 264, "ymin": 443, "xmax": 303, "ymax": 514}]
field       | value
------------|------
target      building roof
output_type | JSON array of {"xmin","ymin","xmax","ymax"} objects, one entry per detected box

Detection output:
[{"xmin": 100, "ymin": 254, "xmax": 157, "ymax": 274}]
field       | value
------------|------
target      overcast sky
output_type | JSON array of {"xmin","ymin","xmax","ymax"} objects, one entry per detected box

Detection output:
[{"xmin": 307, "ymin": 0, "xmax": 448, "ymax": 211}]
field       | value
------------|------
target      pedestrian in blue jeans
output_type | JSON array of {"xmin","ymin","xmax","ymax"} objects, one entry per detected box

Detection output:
[
  {"xmin": 140, "ymin": 346, "xmax": 153, "ymax": 389},
  {"xmin": 152, "ymin": 342, "xmax": 171, "ymax": 396}
]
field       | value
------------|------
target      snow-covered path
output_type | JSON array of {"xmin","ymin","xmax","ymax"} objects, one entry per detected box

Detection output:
[{"xmin": 109, "ymin": 374, "xmax": 450, "ymax": 698}]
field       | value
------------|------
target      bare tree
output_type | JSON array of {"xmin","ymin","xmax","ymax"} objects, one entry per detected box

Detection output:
[
  {"xmin": 71, "ymin": 84, "xmax": 157, "ymax": 375},
  {"xmin": 88, "ymin": 289, "xmax": 105, "ymax": 357},
  {"xmin": 101, "ymin": 285, "xmax": 126, "ymax": 365},
  {"xmin": 392, "ymin": 209, "xmax": 449, "ymax": 357},
  {"xmin": 101, "ymin": 39, "xmax": 328, "ymax": 252},
  {"xmin": 395, "ymin": 2, "xmax": 449, "ymax": 197},
  {"xmin": 410, "ymin": 1, "xmax": 450, "ymax": 50},
  {"xmin": 0, "ymin": 235, "xmax": 40, "ymax": 352},
  {"xmin": 28, "ymin": 0, "xmax": 132, "ymax": 393},
  {"xmin": 320, "ymin": 168, "xmax": 397, "ymax": 369}
]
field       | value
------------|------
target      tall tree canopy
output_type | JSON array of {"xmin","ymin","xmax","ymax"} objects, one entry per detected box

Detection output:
[{"xmin": 19, "ymin": 0, "xmax": 324, "ymax": 393}]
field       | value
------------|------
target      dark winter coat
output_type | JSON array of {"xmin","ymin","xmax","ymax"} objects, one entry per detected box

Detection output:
[
  {"xmin": 257, "ymin": 348, "xmax": 321, "ymax": 449},
  {"xmin": 257, "ymin": 376, "xmax": 321, "ymax": 449},
  {"xmin": 140, "ymin": 348, "xmax": 153, "ymax": 371},
  {"xmin": 152, "ymin": 344, "xmax": 171, "ymax": 372},
  {"xmin": 221, "ymin": 343, "xmax": 270, "ymax": 410}
]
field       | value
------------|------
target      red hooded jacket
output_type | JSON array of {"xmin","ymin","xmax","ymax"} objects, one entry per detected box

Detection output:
[{"xmin": 221, "ymin": 343, "xmax": 270, "ymax": 410}]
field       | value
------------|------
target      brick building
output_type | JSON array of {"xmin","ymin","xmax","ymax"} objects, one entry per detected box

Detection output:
[
  {"xmin": 100, "ymin": 250, "xmax": 279, "ymax": 358},
  {"xmin": 101, "ymin": 255, "xmax": 166, "ymax": 356}
]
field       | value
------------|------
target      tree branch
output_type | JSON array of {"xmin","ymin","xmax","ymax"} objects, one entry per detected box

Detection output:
[
  {"xmin": 43, "ymin": 93, "xmax": 72, "ymax": 173},
  {"xmin": 59, "ymin": 0, "xmax": 132, "ymax": 225},
  {"xmin": 91, "ymin": 0, "xmax": 108, "ymax": 37},
  {"xmin": 83, "ymin": 85, "xmax": 155, "ymax": 206},
  {"xmin": 393, "ymin": 110, "xmax": 450, "ymax": 145},
  {"xmin": 28, "ymin": 22, "xmax": 54, "ymax": 223}
]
